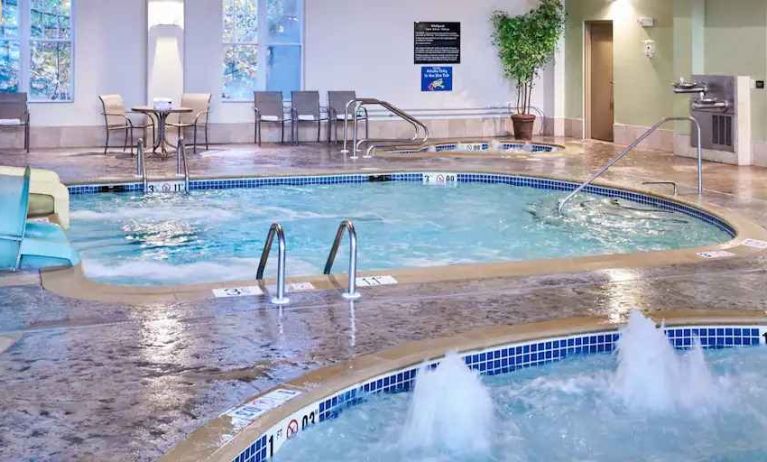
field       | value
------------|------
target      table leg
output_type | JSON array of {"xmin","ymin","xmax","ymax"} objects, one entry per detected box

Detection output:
[{"xmin": 156, "ymin": 112, "xmax": 170, "ymax": 158}]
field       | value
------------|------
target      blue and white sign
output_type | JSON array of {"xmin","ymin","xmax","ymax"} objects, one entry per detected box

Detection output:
[{"xmin": 421, "ymin": 66, "xmax": 453, "ymax": 92}]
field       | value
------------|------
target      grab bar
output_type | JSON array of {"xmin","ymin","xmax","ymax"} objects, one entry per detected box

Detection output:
[
  {"xmin": 256, "ymin": 223, "xmax": 289, "ymax": 305},
  {"xmin": 177, "ymin": 137, "xmax": 190, "ymax": 194},
  {"xmin": 558, "ymin": 116, "xmax": 702, "ymax": 214},
  {"xmin": 341, "ymin": 98, "xmax": 429, "ymax": 159},
  {"xmin": 324, "ymin": 220, "xmax": 360, "ymax": 299},
  {"xmin": 137, "ymin": 138, "xmax": 148, "ymax": 193}
]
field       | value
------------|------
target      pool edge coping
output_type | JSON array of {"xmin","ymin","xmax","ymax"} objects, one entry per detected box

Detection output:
[
  {"xmin": 41, "ymin": 170, "xmax": 767, "ymax": 304},
  {"xmin": 159, "ymin": 309, "xmax": 767, "ymax": 462}
]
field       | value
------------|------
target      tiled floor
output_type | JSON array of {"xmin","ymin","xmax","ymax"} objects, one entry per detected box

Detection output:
[{"xmin": 0, "ymin": 139, "xmax": 766, "ymax": 461}]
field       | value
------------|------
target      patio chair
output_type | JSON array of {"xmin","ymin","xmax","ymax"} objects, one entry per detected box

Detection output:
[
  {"xmin": 291, "ymin": 91, "xmax": 327, "ymax": 144},
  {"xmin": 0, "ymin": 93, "xmax": 30, "ymax": 152},
  {"xmin": 254, "ymin": 91, "xmax": 291, "ymax": 145},
  {"xmin": 98, "ymin": 94, "xmax": 154, "ymax": 155},
  {"xmin": 167, "ymin": 93, "xmax": 211, "ymax": 153},
  {"xmin": 327, "ymin": 91, "xmax": 368, "ymax": 143}
]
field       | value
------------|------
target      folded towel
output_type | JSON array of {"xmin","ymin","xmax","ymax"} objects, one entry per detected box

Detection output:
[
  {"xmin": 0, "ymin": 119, "xmax": 22, "ymax": 126},
  {"xmin": 152, "ymin": 97, "xmax": 173, "ymax": 111}
]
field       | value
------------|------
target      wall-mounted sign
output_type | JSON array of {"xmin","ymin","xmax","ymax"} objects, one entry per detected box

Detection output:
[
  {"xmin": 414, "ymin": 22, "xmax": 461, "ymax": 64},
  {"xmin": 421, "ymin": 66, "xmax": 453, "ymax": 92}
]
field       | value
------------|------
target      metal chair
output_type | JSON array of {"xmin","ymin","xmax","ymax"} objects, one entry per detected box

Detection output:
[
  {"xmin": 291, "ymin": 91, "xmax": 326, "ymax": 144},
  {"xmin": 327, "ymin": 91, "xmax": 368, "ymax": 143},
  {"xmin": 254, "ymin": 91, "xmax": 291, "ymax": 145},
  {"xmin": 167, "ymin": 93, "xmax": 211, "ymax": 153},
  {"xmin": 0, "ymin": 93, "xmax": 30, "ymax": 152},
  {"xmin": 98, "ymin": 94, "xmax": 154, "ymax": 155}
]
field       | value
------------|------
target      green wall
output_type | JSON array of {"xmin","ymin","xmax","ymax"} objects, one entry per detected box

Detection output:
[
  {"xmin": 703, "ymin": 0, "xmax": 766, "ymax": 142},
  {"xmin": 566, "ymin": 0, "xmax": 767, "ymax": 144},
  {"xmin": 565, "ymin": 0, "xmax": 675, "ymax": 127}
]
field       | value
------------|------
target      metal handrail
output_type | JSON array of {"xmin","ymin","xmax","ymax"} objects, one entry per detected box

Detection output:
[
  {"xmin": 361, "ymin": 100, "xmax": 429, "ymax": 157},
  {"xmin": 136, "ymin": 138, "xmax": 148, "ymax": 192},
  {"xmin": 256, "ymin": 223, "xmax": 289, "ymax": 305},
  {"xmin": 177, "ymin": 137, "xmax": 190, "ymax": 193},
  {"xmin": 558, "ymin": 116, "xmax": 702, "ymax": 214},
  {"xmin": 341, "ymin": 98, "xmax": 429, "ymax": 159},
  {"xmin": 324, "ymin": 220, "xmax": 360, "ymax": 299}
]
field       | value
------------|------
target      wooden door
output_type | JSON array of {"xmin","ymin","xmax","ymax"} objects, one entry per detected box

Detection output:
[{"xmin": 589, "ymin": 22, "xmax": 614, "ymax": 142}]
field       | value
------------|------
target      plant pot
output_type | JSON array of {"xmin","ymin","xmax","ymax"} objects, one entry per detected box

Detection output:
[{"xmin": 511, "ymin": 114, "xmax": 536, "ymax": 140}]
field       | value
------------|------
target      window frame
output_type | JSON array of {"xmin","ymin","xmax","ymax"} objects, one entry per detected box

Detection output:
[
  {"xmin": 1, "ymin": 0, "xmax": 76, "ymax": 103},
  {"xmin": 221, "ymin": 0, "xmax": 303, "ymax": 103}
]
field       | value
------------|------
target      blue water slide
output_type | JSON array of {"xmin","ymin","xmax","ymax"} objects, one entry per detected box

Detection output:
[{"xmin": 0, "ymin": 166, "xmax": 79, "ymax": 271}]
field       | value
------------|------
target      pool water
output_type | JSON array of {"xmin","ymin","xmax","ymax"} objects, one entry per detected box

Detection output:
[
  {"xmin": 67, "ymin": 181, "xmax": 731, "ymax": 286},
  {"xmin": 274, "ymin": 347, "xmax": 767, "ymax": 462}
]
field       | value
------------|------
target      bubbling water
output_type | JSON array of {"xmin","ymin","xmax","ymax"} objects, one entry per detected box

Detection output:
[
  {"xmin": 612, "ymin": 310, "xmax": 723, "ymax": 412},
  {"xmin": 400, "ymin": 353, "xmax": 496, "ymax": 456}
]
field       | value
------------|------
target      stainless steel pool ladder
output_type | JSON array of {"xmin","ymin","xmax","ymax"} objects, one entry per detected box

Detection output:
[
  {"xmin": 177, "ymin": 137, "xmax": 190, "ymax": 194},
  {"xmin": 256, "ymin": 223, "xmax": 289, "ymax": 305},
  {"xmin": 324, "ymin": 220, "xmax": 360, "ymax": 299},
  {"xmin": 341, "ymin": 98, "xmax": 430, "ymax": 159},
  {"xmin": 558, "ymin": 116, "xmax": 703, "ymax": 214},
  {"xmin": 136, "ymin": 138, "xmax": 148, "ymax": 192}
]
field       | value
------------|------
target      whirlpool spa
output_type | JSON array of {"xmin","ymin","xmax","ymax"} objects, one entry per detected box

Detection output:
[{"xmin": 64, "ymin": 172, "xmax": 738, "ymax": 287}]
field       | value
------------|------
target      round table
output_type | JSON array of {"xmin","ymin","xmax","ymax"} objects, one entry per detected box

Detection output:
[{"xmin": 132, "ymin": 106, "xmax": 193, "ymax": 158}]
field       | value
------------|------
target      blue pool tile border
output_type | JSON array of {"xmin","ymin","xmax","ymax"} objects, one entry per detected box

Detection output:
[
  {"xmin": 314, "ymin": 326, "xmax": 762, "ymax": 424},
  {"xmin": 233, "ymin": 435, "xmax": 267, "ymax": 462},
  {"xmin": 230, "ymin": 324, "xmax": 764, "ymax": 462},
  {"xmin": 68, "ymin": 172, "xmax": 735, "ymax": 237}
]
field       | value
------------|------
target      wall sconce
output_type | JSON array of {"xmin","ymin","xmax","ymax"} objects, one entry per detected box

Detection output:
[{"xmin": 148, "ymin": 0, "xmax": 184, "ymax": 28}]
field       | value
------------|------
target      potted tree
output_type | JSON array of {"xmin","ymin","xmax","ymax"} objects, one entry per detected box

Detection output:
[{"xmin": 492, "ymin": 1, "xmax": 565, "ymax": 140}]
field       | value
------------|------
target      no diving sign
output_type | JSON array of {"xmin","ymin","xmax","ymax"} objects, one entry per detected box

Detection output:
[{"xmin": 286, "ymin": 419, "xmax": 299, "ymax": 439}]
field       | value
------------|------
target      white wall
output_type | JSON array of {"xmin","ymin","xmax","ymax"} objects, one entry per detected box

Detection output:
[
  {"xmin": 25, "ymin": 0, "xmax": 557, "ymax": 142},
  {"xmin": 30, "ymin": 0, "xmax": 146, "ymax": 127},
  {"xmin": 186, "ymin": 0, "xmax": 549, "ymax": 125},
  {"xmin": 305, "ymin": 0, "xmax": 543, "ymax": 111}
]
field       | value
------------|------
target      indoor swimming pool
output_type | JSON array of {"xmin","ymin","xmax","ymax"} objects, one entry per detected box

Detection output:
[
  {"xmin": 258, "ymin": 313, "xmax": 767, "ymax": 462},
  {"xmin": 66, "ymin": 174, "xmax": 733, "ymax": 286}
]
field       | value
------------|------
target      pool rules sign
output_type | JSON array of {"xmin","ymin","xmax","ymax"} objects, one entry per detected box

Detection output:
[{"xmin": 414, "ymin": 22, "xmax": 461, "ymax": 64}]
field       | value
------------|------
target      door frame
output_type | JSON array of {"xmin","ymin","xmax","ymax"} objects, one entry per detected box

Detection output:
[{"xmin": 583, "ymin": 20, "xmax": 613, "ymax": 140}]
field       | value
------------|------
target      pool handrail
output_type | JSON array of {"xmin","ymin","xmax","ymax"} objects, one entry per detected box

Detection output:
[
  {"xmin": 136, "ymin": 138, "xmax": 148, "ymax": 193},
  {"xmin": 558, "ymin": 116, "xmax": 702, "ymax": 214},
  {"xmin": 324, "ymin": 219, "xmax": 360, "ymax": 299},
  {"xmin": 177, "ymin": 137, "xmax": 190, "ymax": 194},
  {"xmin": 256, "ymin": 222, "xmax": 289, "ymax": 305},
  {"xmin": 341, "ymin": 98, "xmax": 429, "ymax": 159}
]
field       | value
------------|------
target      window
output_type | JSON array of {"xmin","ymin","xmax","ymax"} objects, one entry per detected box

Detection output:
[
  {"xmin": 0, "ymin": 0, "xmax": 74, "ymax": 101},
  {"xmin": 222, "ymin": 0, "xmax": 302, "ymax": 101}
]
